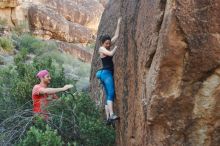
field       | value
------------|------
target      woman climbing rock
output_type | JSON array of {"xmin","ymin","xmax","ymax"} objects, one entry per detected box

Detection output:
[{"xmin": 96, "ymin": 17, "xmax": 122, "ymax": 124}]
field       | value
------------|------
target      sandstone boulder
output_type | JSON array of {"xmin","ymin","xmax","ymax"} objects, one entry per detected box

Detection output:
[
  {"xmin": 99, "ymin": 0, "xmax": 109, "ymax": 8},
  {"xmin": 57, "ymin": 41, "xmax": 93, "ymax": 63},
  {"xmin": 28, "ymin": 5, "xmax": 94, "ymax": 43},
  {"xmin": 39, "ymin": 0, "xmax": 104, "ymax": 32},
  {"xmin": 0, "ymin": 0, "xmax": 104, "ymax": 43},
  {"xmin": 0, "ymin": 0, "xmax": 28, "ymax": 27},
  {"xmin": 0, "ymin": 8, "xmax": 14, "ymax": 26},
  {"xmin": 11, "ymin": 4, "xmax": 28, "ymax": 26},
  {"xmin": 0, "ymin": 0, "xmax": 19, "ymax": 8}
]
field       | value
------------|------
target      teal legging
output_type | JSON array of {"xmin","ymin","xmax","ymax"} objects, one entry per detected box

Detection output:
[{"xmin": 96, "ymin": 69, "xmax": 115, "ymax": 104}]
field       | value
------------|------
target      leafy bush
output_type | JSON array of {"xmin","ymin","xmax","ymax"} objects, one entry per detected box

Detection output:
[
  {"xmin": 0, "ymin": 90, "xmax": 115, "ymax": 146},
  {"xmin": 46, "ymin": 92, "xmax": 115, "ymax": 146},
  {"xmin": 86, "ymin": 43, "xmax": 95, "ymax": 50},
  {"xmin": 0, "ymin": 37, "xmax": 14, "ymax": 52},
  {"xmin": 0, "ymin": 55, "xmax": 4, "ymax": 65},
  {"xmin": 0, "ymin": 48, "xmax": 70, "ymax": 145},
  {"xmin": 0, "ymin": 47, "xmax": 68, "ymax": 121},
  {"xmin": 12, "ymin": 21, "xmax": 29, "ymax": 34},
  {"xmin": 12, "ymin": 33, "xmax": 90, "ymax": 91},
  {"xmin": 0, "ymin": 33, "xmax": 115, "ymax": 146},
  {"xmin": 17, "ymin": 125, "xmax": 64, "ymax": 146},
  {"xmin": 44, "ymin": 50, "xmax": 91, "ymax": 91},
  {"xmin": 12, "ymin": 33, "xmax": 57, "ymax": 55}
]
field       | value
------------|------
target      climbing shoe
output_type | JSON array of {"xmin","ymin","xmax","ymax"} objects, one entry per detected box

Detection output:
[
  {"xmin": 110, "ymin": 114, "xmax": 119, "ymax": 121},
  {"xmin": 106, "ymin": 119, "xmax": 112, "ymax": 125}
]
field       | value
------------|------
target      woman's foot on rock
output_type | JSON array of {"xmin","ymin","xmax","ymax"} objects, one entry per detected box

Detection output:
[{"xmin": 110, "ymin": 114, "xmax": 119, "ymax": 121}]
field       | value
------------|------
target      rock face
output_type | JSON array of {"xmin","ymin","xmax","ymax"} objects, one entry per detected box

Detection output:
[
  {"xmin": 99, "ymin": 0, "xmax": 109, "ymax": 8},
  {"xmin": 28, "ymin": 5, "xmax": 94, "ymax": 43},
  {"xmin": 0, "ymin": 0, "xmax": 103, "ymax": 39},
  {"xmin": 0, "ymin": 0, "xmax": 104, "ymax": 61},
  {"xmin": 90, "ymin": 0, "xmax": 220, "ymax": 146},
  {"xmin": 39, "ymin": 0, "xmax": 104, "ymax": 32},
  {"xmin": 0, "ymin": 0, "xmax": 20, "ymax": 26},
  {"xmin": 0, "ymin": 0, "xmax": 19, "ymax": 8},
  {"xmin": 27, "ymin": 0, "xmax": 104, "ymax": 43},
  {"xmin": 57, "ymin": 41, "xmax": 93, "ymax": 63}
]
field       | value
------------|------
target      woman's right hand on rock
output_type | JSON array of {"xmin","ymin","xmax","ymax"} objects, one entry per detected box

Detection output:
[{"xmin": 118, "ymin": 17, "xmax": 122, "ymax": 24}]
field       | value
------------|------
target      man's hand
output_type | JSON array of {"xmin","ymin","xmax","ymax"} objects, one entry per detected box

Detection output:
[{"xmin": 63, "ymin": 84, "xmax": 73, "ymax": 91}]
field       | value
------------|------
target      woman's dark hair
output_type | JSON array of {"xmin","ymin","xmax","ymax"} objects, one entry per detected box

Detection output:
[{"xmin": 99, "ymin": 34, "xmax": 111, "ymax": 44}]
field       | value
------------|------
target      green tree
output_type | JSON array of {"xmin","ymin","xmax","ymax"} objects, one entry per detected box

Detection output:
[{"xmin": 17, "ymin": 125, "xmax": 64, "ymax": 146}]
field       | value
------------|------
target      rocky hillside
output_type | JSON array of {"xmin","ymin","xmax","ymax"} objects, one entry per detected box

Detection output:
[
  {"xmin": 90, "ymin": 0, "xmax": 220, "ymax": 146},
  {"xmin": 0, "ymin": 0, "xmax": 106, "ymax": 62}
]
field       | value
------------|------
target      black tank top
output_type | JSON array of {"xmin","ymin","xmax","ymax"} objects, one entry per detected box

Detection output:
[{"xmin": 101, "ymin": 56, "xmax": 114, "ymax": 71}]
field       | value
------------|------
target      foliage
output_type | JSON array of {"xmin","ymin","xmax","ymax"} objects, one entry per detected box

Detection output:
[
  {"xmin": 0, "ymin": 36, "xmax": 14, "ymax": 52},
  {"xmin": 0, "ymin": 32, "xmax": 115, "ymax": 146},
  {"xmin": 17, "ymin": 125, "xmax": 64, "ymax": 146},
  {"xmin": 12, "ymin": 33, "xmax": 57, "ymax": 55},
  {"xmin": 86, "ymin": 43, "xmax": 96, "ymax": 49},
  {"xmin": 0, "ymin": 48, "xmax": 69, "ymax": 145},
  {"xmin": 12, "ymin": 21, "xmax": 29, "ymax": 35},
  {"xmin": 47, "ymin": 92, "xmax": 115, "ymax": 146}
]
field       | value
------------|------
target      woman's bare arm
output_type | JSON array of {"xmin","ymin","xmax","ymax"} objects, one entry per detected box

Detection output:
[
  {"xmin": 99, "ymin": 46, "xmax": 117, "ymax": 56},
  {"xmin": 111, "ymin": 17, "xmax": 122, "ymax": 44}
]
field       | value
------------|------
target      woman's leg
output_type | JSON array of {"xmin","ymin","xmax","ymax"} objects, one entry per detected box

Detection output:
[
  {"xmin": 101, "ymin": 71, "xmax": 118, "ymax": 120},
  {"xmin": 99, "ymin": 70, "xmax": 110, "ymax": 120},
  {"xmin": 106, "ymin": 80, "xmax": 114, "ymax": 116},
  {"xmin": 101, "ymin": 81, "xmax": 110, "ymax": 120},
  {"xmin": 105, "ymin": 105, "xmax": 110, "ymax": 120},
  {"xmin": 107, "ymin": 100, "xmax": 114, "ymax": 116}
]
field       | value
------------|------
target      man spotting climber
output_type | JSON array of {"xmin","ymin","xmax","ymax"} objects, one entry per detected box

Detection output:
[{"xmin": 32, "ymin": 70, "xmax": 73, "ymax": 120}]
